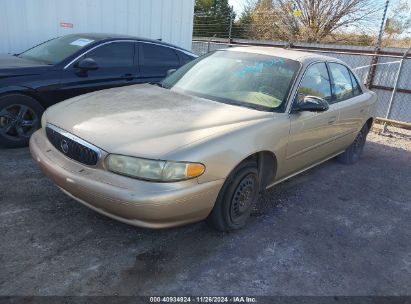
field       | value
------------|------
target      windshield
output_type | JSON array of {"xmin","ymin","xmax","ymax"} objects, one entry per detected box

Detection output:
[
  {"xmin": 162, "ymin": 50, "xmax": 301, "ymax": 112},
  {"xmin": 18, "ymin": 35, "xmax": 97, "ymax": 64}
]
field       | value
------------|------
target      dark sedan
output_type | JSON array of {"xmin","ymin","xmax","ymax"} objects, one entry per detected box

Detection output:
[{"xmin": 0, "ymin": 33, "xmax": 196, "ymax": 148}]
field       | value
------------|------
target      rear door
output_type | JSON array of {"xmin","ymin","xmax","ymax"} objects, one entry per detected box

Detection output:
[
  {"xmin": 138, "ymin": 42, "xmax": 182, "ymax": 83},
  {"xmin": 284, "ymin": 62, "xmax": 341, "ymax": 176},
  {"xmin": 57, "ymin": 41, "xmax": 138, "ymax": 100},
  {"xmin": 327, "ymin": 62, "xmax": 370, "ymax": 150}
]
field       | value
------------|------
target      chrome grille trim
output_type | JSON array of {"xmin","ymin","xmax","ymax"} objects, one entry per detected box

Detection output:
[{"xmin": 46, "ymin": 123, "xmax": 102, "ymax": 166}]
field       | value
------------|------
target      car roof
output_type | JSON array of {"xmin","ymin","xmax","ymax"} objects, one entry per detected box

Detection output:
[
  {"xmin": 63, "ymin": 33, "xmax": 194, "ymax": 53},
  {"xmin": 225, "ymin": 46, "xmax": 344, "ymax": 65}
]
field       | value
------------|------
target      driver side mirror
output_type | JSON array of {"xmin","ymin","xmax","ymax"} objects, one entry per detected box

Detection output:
[
  {"xmin": 293, "ymin": 96, "xmax": 329, "ymax": 113},
  {"xmin": 74, "ymin": 58, "xmax": 99, "ymax": 71}
]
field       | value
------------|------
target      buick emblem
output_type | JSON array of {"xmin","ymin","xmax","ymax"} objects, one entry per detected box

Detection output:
[{"xmin": 60, "ymin": 139, "xmax": 69, "ymax": 154}]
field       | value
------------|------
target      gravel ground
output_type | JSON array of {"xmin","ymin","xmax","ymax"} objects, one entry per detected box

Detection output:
[{"xmin": 0, "ymin": 129, "xmax": 410, "ymax": 296}]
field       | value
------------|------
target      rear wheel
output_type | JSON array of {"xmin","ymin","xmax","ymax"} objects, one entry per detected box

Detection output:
[
  {"xmin": 206, "ymin": 161, "xmax": 259, "ymax": 232},
  {"xmin": 337, "ymin": 123, "xmax": 369, "ymax": 165},
  {"xmin": 0, "ymin": 94, "xmax": 44, "ymax": 148}
]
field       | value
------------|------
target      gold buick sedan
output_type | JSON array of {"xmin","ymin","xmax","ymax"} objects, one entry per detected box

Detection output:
[{"xmin": 30, "ymin": 47, "xmax": 376, "ymax": 231}]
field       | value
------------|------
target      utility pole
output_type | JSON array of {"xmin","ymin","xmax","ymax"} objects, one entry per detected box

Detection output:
[
  {"xmin": 366, "ymin": 0, "xmax": 390, "ymax": 88},
  {"xmin": 376, "ymin": 0, "xmax": 390, "ymax": 50}
]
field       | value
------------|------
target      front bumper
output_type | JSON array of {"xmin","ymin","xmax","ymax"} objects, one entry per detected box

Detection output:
[{"xmin": 29, "ymin": 129, "xmax": 224, "ymax": 228}]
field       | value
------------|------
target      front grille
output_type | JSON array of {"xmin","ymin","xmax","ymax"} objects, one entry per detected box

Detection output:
[{"xmin": 46, "ymin": 125, "xmax": 100, "ymax": 166}]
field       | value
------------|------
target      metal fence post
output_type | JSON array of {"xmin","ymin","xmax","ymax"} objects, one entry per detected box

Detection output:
[
  {"xmin": 228, "ymin": 10, "xmax": 233, "ymax": 44},
  {"xmin": 207, "ymin": 34, "xmax": 216, "ymax": 53},
  {"xmin": 383, "ymin": 46, "xmax": 411, "ymax": 132}
]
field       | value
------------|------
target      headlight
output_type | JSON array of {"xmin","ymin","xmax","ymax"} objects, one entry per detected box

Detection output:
[{"xmin": 105, "ymin": 154, "xmax": 205, "ymax": 182}]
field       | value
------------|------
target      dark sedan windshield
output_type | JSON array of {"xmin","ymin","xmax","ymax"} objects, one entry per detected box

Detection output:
[
  {"xmin": 162, "ymin": 51, "xmax": 301, "ymax": 111},
  {"xmin": 18, "ymin": 35, "xmax": 97, "ymax": 64}
]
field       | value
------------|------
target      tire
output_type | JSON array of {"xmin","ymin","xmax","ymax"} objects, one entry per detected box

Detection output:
[
  {"xmin": 206, "ymin": 160, "xmax": 260, "ymax": 232},
  {"xmin": 0, "ymin": 94, "xmax": 44, "ymax": 148},
  {"xmin": 337, "ymin": 123, "xmax": 370, "ymax": 165}
]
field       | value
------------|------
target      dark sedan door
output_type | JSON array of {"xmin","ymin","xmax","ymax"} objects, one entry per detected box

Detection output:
[
  {"xmin": 138, "ymin": 42, "xmax": 182, "ymax": 83},
  {"xmin": 56, "ymin": 41, "xmax": 139, "ymax": 100}
]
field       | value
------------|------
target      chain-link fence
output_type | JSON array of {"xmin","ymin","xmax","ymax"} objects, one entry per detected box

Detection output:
[{"xmin": 192, "ymin": 38, "xmax": 411, "ymax": 125}]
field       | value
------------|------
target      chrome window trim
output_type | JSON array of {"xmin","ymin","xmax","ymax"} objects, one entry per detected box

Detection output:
[
  {"xmin": 63, "ymin": 40, "xmax": 136, "ymax": 69},
  {"xmin": 46, "ymin": 123, "xmax": 102, "ymax": 162},
  {"xmin": 64, "ymin": 40, "xmax": 196, "ymax": 69},
  {"xmin": 140, "ymin": 41, "xmax": 197, "ymax": 57}
]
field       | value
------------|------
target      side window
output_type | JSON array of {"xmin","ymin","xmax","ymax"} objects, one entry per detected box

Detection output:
[
  {"xmin": 329, "ymin": 63, "xmax": 354, "ymax": 102},
  {"xmin": 349, "ymin": 69, "xmax": 362, "ymax": 97},
  {"xmin": 140, "ymin": 43, "xmax": 180, "ymax": 67},
  {"xmin": 83, "ymin": 42, "xmax": 134, "ymax": 68},
  {"xmin": 297, "ymin": 62, "xmax": 332, "ymax": 102}
]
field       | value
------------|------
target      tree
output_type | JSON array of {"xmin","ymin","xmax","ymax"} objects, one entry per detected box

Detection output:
[
  {"xmin": 244, "ymin": 0, "xmax": 382, "ymax": 43},
  {"xmin": 249, "ymin": 0, "xmax": 279, "ymax": 40},
  {"xmin": 193, "ymin": 0, "xmax": 236, "ymax": 38},
  {"xmin": 384, "ymin": 0, "xmax": 411, "ymax": 46},
  {"xmin": 234, "ymin": 0, "xmax": 255, "ymax": 38}
]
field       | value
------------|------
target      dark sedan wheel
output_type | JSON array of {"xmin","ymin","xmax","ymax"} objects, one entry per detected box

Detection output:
[
  {"xmin": 0, "ymin": 94, "xmax": 44, "ymax": 148},
  {"xmin": 207, "ymin": 160, "xmax": 259, "ymax": 232},
  {"xmin": 338, "ymin": 123, "xmax": 369, "ymax": 165}
]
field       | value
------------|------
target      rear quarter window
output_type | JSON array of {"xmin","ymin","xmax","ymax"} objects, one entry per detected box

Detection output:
[
  {"xmin": 140, "ymin": 43, "xmax": 179, "ymax": 66},
  {"xmin": 348, "ymin": 69, "xmax": 363, "ymax": 96},
  {"xmin": 179, "ymin": 52, "xmax": 195, "ymax": 64}
]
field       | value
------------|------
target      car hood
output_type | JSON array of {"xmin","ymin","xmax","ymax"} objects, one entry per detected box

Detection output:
[
  {"xmin": 0, "ymin": 54, "xmax": 48, "ymax": 68},
  {"xmin": 0, "ymin": 54, "xmax": 50, "ymax": 78},
  {"xmin": 46, "ymin": 84, "xmax": 273, "ymax": 158}
]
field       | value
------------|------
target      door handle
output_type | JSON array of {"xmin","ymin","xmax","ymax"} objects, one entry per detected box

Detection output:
[
  {"xmin": 121, "ymin": 74, "xmax": 136, "ymax": 81},
  {"xmin": 328, "ymin": 116, "xmax": 337, "ymax": 125}
]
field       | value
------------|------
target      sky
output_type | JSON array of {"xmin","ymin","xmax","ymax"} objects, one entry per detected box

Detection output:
[{"xmin": 228, "ymin": 0, "xmax": 246, "ymax": 15}]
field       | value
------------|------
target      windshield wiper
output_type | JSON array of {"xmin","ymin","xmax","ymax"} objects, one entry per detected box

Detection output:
[
  {"xmin": 149, "ymin": 82, "xmax": 171, "ymax": 89},
  {"xmin": 149, "ymin": 82, "xmax": 163, "ymax": 88}
]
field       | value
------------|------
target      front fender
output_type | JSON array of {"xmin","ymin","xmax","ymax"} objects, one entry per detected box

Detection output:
[
  {"xmin": 164, "ymin": 115, "xmax": 290, "ymax": 184},
  {"xmin": 0, "ymin": 85, "xmax": 45, "ymax": 107}
]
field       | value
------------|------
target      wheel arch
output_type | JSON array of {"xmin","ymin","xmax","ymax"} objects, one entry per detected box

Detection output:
[
  {"xmin": 0, "ymin": 88, "xmax": 46, "ymax": 109},
  {"xmin": 235, "ymin": 150, "xmax": 278, "ymax": 192}
]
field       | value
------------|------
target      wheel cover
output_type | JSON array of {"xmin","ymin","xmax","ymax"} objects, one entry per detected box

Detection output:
[
  {"xmin": 0, "ymin": 104, "xmax": 38, "ymax": 141},
  {"xmin": 230, "ymin": 173, "xmax": 258, "ymax": 224}
]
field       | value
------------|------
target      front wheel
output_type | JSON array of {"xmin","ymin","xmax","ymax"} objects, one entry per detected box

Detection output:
[
  {"xmin": 206, "ymin": 161, "xmax": 259, "ymax": 232},
  {"xmin": 337, "ymin": 123, "xmax": 369, "ymax": 165},
  {"xmin": 0, "ymin": 94, "xmax": 44, "ymax": 148}
]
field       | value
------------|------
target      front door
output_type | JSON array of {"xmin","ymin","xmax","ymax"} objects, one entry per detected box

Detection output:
[
  {"xmin": 284, "ymin": 62, "xmax": 340, "ymax": 177},
  {"xmin": 56, "ymin": 41, "xmax": 139, "ymax": 101}
]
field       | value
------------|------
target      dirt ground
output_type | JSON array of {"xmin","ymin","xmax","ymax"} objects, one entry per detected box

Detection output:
[{"xmin": 0, "ymin": 129, "xmax": 410, "ymax": 296}]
